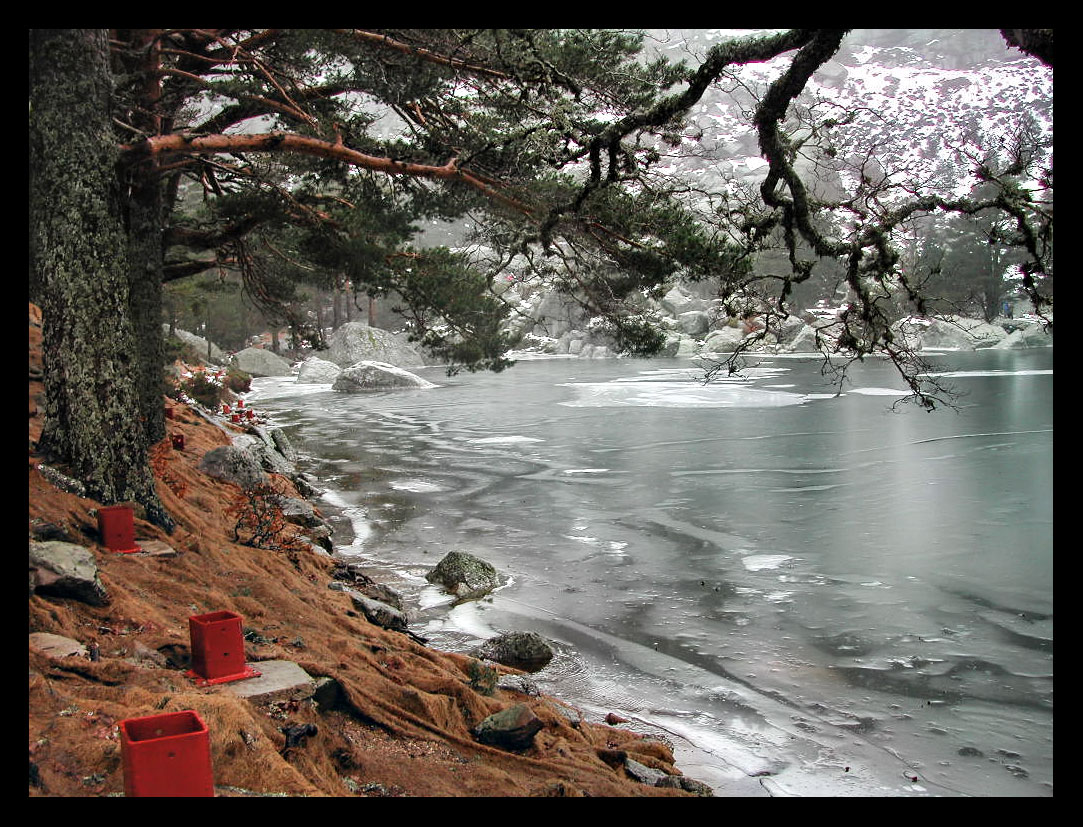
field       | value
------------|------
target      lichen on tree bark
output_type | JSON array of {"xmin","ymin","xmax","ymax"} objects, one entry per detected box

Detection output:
[{"xmin": 30, "ymin": 29, "xmax": 173, "ymax": 531}]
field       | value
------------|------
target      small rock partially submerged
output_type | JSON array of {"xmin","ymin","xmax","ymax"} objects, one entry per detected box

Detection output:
[
  {"xmin": 425, "ymin": 550, "xmax": 503, "ymax": 601},
  {"xmin": 473, "ymin": 631, "xmax": 555, "ymax": 672}
]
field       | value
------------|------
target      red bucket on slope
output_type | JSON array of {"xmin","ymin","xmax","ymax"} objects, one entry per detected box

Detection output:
[
  {"xmin": 97, "ymin": 505, "xmax": 140, "ymax": 553},
  {"xmin": 119, "ymin": 710, "xmax": 214, "ymax": 797},
  {"xmin": 185, "ymin": 610, "xmax": 261, "ymax": 686}
]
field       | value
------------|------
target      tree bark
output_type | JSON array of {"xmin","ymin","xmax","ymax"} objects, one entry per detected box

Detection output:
[
  {"xmin": 121, "ymin": 29, "xmax": 169, "ymax": 446},
  {"xmin": 30, "ymin": 29, "xmax": 173, "ymax": 531}
]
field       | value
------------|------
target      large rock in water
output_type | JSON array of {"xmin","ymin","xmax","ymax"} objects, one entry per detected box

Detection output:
[
  {"xmin": 326, "ymin": 322, "xmax": 427, "ymax": 368},
  {"xmin": 296, "ymin": 356, "xmax": 343, "ymax": 384},
  {"xmin": 993, "ymin": 322, "xmax": 1052, "ymax": 349},
  {"xmin": 677, "ymin": 310, "xmax": 710, "ymax": 336},
  {"xmin": 164, "ymin": 326, "xmax": 227, "ymax": 363},
  {"xmin": 659, "ymin": 286, "xmax": 709, "ymax": 316},
  {"xmin": 332, "ymin": 361, "xmax": 436, "ymax": 392},
  {"xmin": 891, "ymin": 315, "xmax": 1010, "ymax": 351},
  {"xmin": 917, "ymin": 317, "xmax": 988, "ymax": 350},
  {"xmin": 700, "ymin": 325, "xmax": 747, "ymax": 354},
  {"xmin": 425, "ymin": 551, "xmax": 502, "ymax": 600},
  {"xmin": 231, "ymin": 347, "xmax": 293, "ymax": 377},
  {"xmin": 782, "ymin": 323, "xmax": 824, "ymax": 353}
]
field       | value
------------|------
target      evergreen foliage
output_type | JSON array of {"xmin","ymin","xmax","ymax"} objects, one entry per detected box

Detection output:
[{"xmin": 29, "ymin": 28, "xmax": 1053, "ymax": 513}]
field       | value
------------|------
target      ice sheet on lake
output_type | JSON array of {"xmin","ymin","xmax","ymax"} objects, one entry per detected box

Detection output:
[
  {"xmin": 564, "ymin": 534, "xmax": 629, "ymax": 553},
  {"xmin": 920, "ymin": 369, "xmax": 1053, "ymax": 378},
  {"xmin": 740, "ymin": 554, "xmax": 794, "ymax": 571},
  {"xmin": 388, "ymin": 479, "xmax": 446, "ymax": 493},
  {"xmin": 467, "ymin": 435, "xmax": 544, "ymax": 444},
  {"xmin": 244, "ymin": 375, "xmax": 332, "ymax": 402},
  {"xmin": 846, "ymin": 387, "xmax": 911, "ymax": 396},
  {"xmin": 319, "ymin": 489, "xmax": 373, "ymax": 552},
  {"xmin": 559, "ymin": 380, "xmax": 810, "ymax": 408}
]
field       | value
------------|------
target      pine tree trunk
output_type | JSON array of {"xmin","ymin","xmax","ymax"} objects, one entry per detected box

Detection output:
[
  {"xmin": 123, "ymin": 29, "xmax": 168, "ymax": 446},
  {"xmin": 127, "ymin": 173, "xmax": 168, "ymax": 443},
  {"xmin": 29, "ymin": 28, "xmax": 173, "ymax": 531}
]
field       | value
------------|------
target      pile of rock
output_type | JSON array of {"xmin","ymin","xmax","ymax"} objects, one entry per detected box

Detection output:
[
  {"xmin": 198, "ymin": 423, "xmax": 332, "ymax": 553},
  {"xmin": 497, "ymin": 280, "xmax": 1052, "ymax": 361}
]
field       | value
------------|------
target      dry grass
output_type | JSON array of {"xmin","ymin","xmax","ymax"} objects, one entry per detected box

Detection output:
[{"xmin": 28, "ymin": 305, "xmax": 692, "ymax": 797}]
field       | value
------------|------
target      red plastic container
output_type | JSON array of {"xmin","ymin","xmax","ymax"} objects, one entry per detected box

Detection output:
[
  {"xmin": 230, "ymin": 413, "xmax": 241, "ymax": 423},
  {"xmin": 221, "ymin": 404, "xmax": 230, "ymax": 415},
  {"xmin": 171, "ymin": 434, "xmax": 185, "ymax": 450},
  {"xmin": 119, "ymin": 710, "xmax": 214, "ymax": 797},
  {"xmin": 97, "ymin": 505, "xmax": 140, "ymax": 553},
  {"xmin": 185, "ymin": 611, "xmax": 260, "ymax": 686}
]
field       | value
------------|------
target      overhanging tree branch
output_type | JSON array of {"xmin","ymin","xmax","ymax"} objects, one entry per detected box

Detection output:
[{"xmin": 126, "ymin": 131, "xmax": 537, "ymax": 218}]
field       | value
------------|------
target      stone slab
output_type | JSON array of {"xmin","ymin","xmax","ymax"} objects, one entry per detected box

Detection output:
[
  {"xmin": 222, "ymin": 660, "xmax": 316, "ymax": 704},
  {"xmin": 29, "ymin": 632, "xmax": 87, "ymax": 659},
  {"xmin": 132, "ymin": 540, "xmax": 179, "ymax": 557}
]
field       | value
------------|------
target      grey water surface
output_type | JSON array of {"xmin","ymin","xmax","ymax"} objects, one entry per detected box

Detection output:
[{"xmin": 248, "ymin": 347, "xmax": 1052, "ymax": 796}]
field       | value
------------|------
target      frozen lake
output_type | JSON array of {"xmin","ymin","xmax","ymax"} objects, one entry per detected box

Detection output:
[{"xmin": 249, "ymin": 346, "xmax": 1053, "ymax": 796}]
